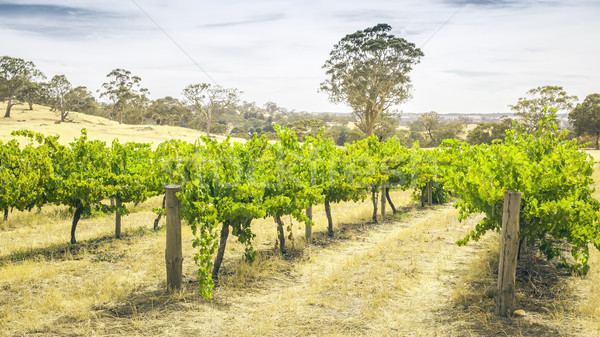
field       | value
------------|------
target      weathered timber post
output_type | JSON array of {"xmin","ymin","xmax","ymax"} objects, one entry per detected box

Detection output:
[
  {"xmin": 305, "ymin": 206, "xmax": 313, "ymax": 244},
  {"xmin": 165, "ymin": 185, "xmax": 182, "ymax": 291},
  {"xmin": 371, "ymin": 189, "xmax": 378, "ymax": 223},
  {"xmin": 497, "ymin": 190, "xmax": 521, "ymax": 317},
  {"xmin": 115, "ymin": 198, "xmax": 122, "ymax": 239},
  {"xmin": 427, "ymin": 181, "xmax": 433, "ymax": 206},
  {"xmin": 380, "ymin": 184, "xmax": 386, "ymax": 218}
]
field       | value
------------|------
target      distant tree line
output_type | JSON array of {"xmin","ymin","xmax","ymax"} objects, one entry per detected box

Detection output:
[{"xmin": 2, "ymin": 53, "xmax": 599, "ymax": 148}]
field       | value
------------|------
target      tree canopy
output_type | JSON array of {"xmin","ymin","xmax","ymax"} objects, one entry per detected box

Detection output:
[
  {"xmin": 49, "ymin": 75, "xmax": 73, "ymax": 122},
  {"xmin": 182, "ymin": 83, "xmax": 241, "ymax": 136},
  {"xmin": 569, "ymin": 93, "xmax": 600, "ymax": 149},
  {"xmin": 509, "ymin": 85, "xmax": 577, "ymax": 131},
  {"xmin": 0, "ymin": 56, "xmax": 44, "ymax": 118},
  {"xmin": 320, "ymin": 23, "xmax": 423, "ymax": 136},
  {"xmin": 100, "ymin": 68, "xmax": 149, "ymax": 124}
]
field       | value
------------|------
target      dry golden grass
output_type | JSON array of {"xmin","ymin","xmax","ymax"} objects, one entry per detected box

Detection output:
[
  {"xmin": 0, "ymin": 102, "xmax": 241, "ymax": 147},
  {"xmin": 1, "ymin": 107, "xmax": 599, "ymax": 336}
]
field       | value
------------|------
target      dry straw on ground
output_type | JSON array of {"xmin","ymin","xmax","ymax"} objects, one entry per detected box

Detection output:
[{"xmin": 0, "ymin": 104, "xmax": 599, "ymax": 336}]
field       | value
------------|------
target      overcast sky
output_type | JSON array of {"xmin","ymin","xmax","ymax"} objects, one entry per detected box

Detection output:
[{"xmin": 1, "ymin": 0, "xmax": 599, "ymax": 114}]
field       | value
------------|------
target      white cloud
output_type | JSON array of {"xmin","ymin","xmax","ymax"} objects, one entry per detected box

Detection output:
[{"xmin": 1, "ymin": 0, "xmax": 598, "ymax": 114}]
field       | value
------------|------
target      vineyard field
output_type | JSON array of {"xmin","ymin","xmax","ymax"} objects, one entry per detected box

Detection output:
[{"xmin": 1, "ymin": 105, "xmax": 599, "ymax": 336}]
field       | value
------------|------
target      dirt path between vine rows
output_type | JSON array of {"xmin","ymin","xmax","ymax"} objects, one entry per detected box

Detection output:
[
  {"xmin": 56, "ymin": 203, "xmax": 593, "ymax": 336},
  {"xmin": 78, "ymin": 204, "xmax": 487, "ymax": 336}
]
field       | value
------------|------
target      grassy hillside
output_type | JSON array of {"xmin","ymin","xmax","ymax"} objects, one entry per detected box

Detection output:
[{"xmin": 0, "ymin": 102, "xmax": 243, "ymax": 147}]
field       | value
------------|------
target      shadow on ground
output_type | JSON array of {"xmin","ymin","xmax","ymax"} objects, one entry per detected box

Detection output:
[{"xmin": 444, "ymin": 241, "xmax": 580, "ymax": 336}]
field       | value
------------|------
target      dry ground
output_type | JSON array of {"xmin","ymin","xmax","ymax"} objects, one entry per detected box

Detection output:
[
  {"xmin": 1, "ymin": 105, "xmax": 599, "ymax": 336},
  {"xmin": 0, "ymin": 102, "xmax": 240, "ymax": 147}
]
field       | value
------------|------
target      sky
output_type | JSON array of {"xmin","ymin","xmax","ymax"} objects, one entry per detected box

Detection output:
[{"xmin": 1, "ymin": 0, "xmax": 599, "ymax": 114}]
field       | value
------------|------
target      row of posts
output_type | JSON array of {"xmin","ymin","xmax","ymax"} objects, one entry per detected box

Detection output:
[{"xmin": 163, "ymin": 184, "xmax": 521, "ymax": 317}]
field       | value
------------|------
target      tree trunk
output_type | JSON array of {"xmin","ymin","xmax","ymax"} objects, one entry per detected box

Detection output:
[
  {"xmin": 115, "ymin": 198, "xmax": 122, "ymax": 239},
  {"xmin": 324, "ymin": 198, "xmax": 333, "ymax": 237},
  {"xmin": 371, "ymin": 188, "xmax": 378, "ymax": 223},
  {"xmin": 4, "ymin": 98, "xmax": 12, "ymax": 118},
  {"xmin": 28, "ymin": 101, "xmax": 33, "ymax": 110},
  {"xmin": 275, "ymin": 214, "xmax": 285, "ymax": 254},
  {"xmin": 71, "ymin": 202, "xmax": 84, "ymax": 244},
  {"xmin": 3, "ymin": 208, "xmax": 8, "ymax": 221},
  {"xmin": 596, "ymin": 133, "xmax": 599, "ymax": 150},
  {"xmin": 517, "ymin": 238, "xmax": 526, "ymax": 260},
  {"xmin": 212, "ymin": 221, "xmax": 230, "ymax": 283},
  {"xmin": 380, "ymin": 184, "xmax": 386, "ymax": 218},
  {"xmin": 305, "ymin": 206, "xmax": 312, "ymax": 243},
  {"xmin": 205, "ymin": 112, "xmax": 212, "ymax": 137},
  {"xmin": 385, "ymin": 187, "xmax": 398, "ymax": 214},
  {"xmin": 153, "ymin": 195, "xmax": 166, "ymax": 230}
]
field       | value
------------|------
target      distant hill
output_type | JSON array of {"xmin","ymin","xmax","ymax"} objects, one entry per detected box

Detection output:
[{"xmin": 0, "ymin": 102, "xmax": 244, "ymax": 147}]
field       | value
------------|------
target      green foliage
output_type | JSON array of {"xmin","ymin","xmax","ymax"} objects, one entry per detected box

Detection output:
[
  {"xmin": 569, "ymin": 93, "xmax": 600, "ymax": 149},
  {"xmin": 373, "ymin": 114, "xmax": 402, "ymax": 141},
  {"xmin": 322, "ymin": 124, "xmax": 350, "ymax": 146},
  {"xmin": 287, "ymin": 119, "xmax": 325, "ymax": 141},
  {"xmin": 260, "ymin": 126, "xmax": 323, "ymax": 221},
  {"xmin": 146, "ymin": 96, "xmax": 191, "ymax": 126},
  {"xmin": 443, "ymin": 114, "xmax": 600, "ymax": 273},
  {"xmin": 100, "ymin": 68, "xmax": 149, "ymax": 124},
  {"xmin": 406, "ymin": 145, "xmax": 446, "ymax": 203},
  {"xmin": 108, "ymin": 140, "xmax": 157, "ymax": 216},
  {"xmin": 509, "ymin": 85, "xmax": 577, "ymax": 132},
  {"xmin": 0, "ymin": 55, "xmax": 44, "ymax": 117},
  {"xmin": 467, "ymin": 118, "xmax": 513, "ymax": 145},
  {"xmin": 321, "ymin": 23, "xmax": 423, "ymax": 136},
  {"xmin": 48, "ymin": 74, "xmax": 73, "ymax": 122},
  {"xmin": 409, "ymin": 112, "xmax": 465, "ymax": 147},
  {"xmin": 176, "ymin": 135, "xmax": 270, "ymax": 298},
  {"xmin": 0, "ymin": 136, "xmax": 53, "ymax": 218},
  {"xmin": 182, "ymin": 83, "xmax": 241, "ymax": 136}
]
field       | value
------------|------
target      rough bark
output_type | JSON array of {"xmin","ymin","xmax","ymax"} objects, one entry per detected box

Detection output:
[
  {"xmin": 385, "ymin": 187, "xmax": 398, "ymax": 214},
  {"xmin": 165, "ymin": 185, "xmax": 182, "ymax": 291},
  {"xmin": 153, "ymin": 195, "xmax": 166, "ymax": 230},
  {"xmin": 324, "ymin": 198, "xmax": 333, "ymax": 237},
  {"xmin": 3, "ymin": 208, "xmax": 8, "ymax": 221},
  {"xmin": 115, "ymin": 198, "xmax": 122, "ymax": 239},
  {"xmin": 497, "ymin": 191, "xmax": 521, "ymax": 316},
  {"xmin": 212, "ymin": 221, "xmax": 230, "ymax": 283},
  {"xmin": 4, "ymin": 98, "xmax": 13, "ymax": 118},
  {"xmin": 205, "ymin": 119, "xmax": 211, "ymax": 137},
  {"xmin": 371, "ymin": 188, "xmax": 378, "ymax": 223},
  {"xmin": 305, "ymin": 206, "xmax": 312, "ymax": 243},
  {"xmin": 70, "ymin": 202, "xmax": 84, "ymax": 244},
  {"xmin": 275, "ymin": 214, "xmax": 286, "ymax": 254},
  {"xmin": 380, "ymin": 184, "xmax": 386, "ymax": 218}
]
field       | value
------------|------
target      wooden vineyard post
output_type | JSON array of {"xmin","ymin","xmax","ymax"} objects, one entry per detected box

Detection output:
[
  {"xmin": 115, "ymin": 198, "xmax": 122, "ymax": 239},
  {"xmin": 497, "ymin": 190, "xmax": 521, "ymax": 316},
  {"xmin": 305, "ymin": 206, "xmax": 312, "ymax": 244},
  {"xmin": 380, "ymin": 184, "xmax": 386, "ymax": 218},
  {"xmin": 165, "ymin": 185, "xmax": 182, "ymax": 291},
  {"xmin": 427, "ymin": 181, "xmax": 433, "ymax": 206}
]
